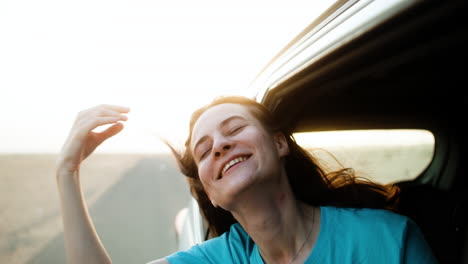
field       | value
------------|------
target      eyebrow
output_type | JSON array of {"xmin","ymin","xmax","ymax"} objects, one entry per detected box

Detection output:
[{"xmin": 193, "ymin": 115, "xmax": 246, "ymax": 154}]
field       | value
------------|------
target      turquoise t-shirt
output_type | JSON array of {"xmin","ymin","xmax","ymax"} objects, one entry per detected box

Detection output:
[{"xmin": 166, "ymin": 206, "xmax": 438, "ymax": 263}]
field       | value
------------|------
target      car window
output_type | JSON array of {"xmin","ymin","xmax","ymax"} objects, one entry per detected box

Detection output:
[{"xmin": 293, "ymin": 129, "xmax": 435, "ymax": 184}]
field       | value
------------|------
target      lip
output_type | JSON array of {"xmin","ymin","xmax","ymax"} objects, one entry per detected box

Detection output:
[{"xmin": 217, "ymin": 154, "xmax": 252, "ymax": 180}]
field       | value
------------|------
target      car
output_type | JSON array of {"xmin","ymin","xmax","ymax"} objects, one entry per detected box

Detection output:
[{"xmin": 174, "ymin": 1, "xmax": 468, "ymax": 263}]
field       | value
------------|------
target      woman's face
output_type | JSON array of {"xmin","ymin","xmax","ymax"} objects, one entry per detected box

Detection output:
[{"xmin": 190, "ymin": 103, "xmax": 289, "ymax": 210}]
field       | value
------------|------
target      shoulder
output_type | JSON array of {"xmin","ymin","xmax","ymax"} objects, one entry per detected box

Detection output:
[
  {"xmin": 323, "ymin": 206, "xmax": 409, "ymax": 230},
  {"xmin": 315, "ymin": 207, "xmax": 437, "ymax": 262},
  {"xmin": 322, "ymin": 206, "xmax": 436, "ymax": 252},
  {"xmin": 165, "ymin": 223, "xmax": 255, "ymax": 264},
  {"xmin": 321, "ymin": 206, "xmax": 413, "ymax": 248}
]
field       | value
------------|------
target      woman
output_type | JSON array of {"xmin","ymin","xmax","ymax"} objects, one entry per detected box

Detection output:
[{"xmin": 56, "ymin": 96, "xmax": 437, "ymax": 264}]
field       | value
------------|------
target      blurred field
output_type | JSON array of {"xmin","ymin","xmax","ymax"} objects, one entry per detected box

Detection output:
[
  {"xmin": 0, "ymin": 153, "xmax": 191, "ymax": 264},
  {"xmin": 308, "ymin": 144, "xmax": 434, "ymax": 184}
]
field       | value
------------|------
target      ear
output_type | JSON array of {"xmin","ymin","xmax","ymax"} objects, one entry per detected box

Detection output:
[{"xmin": 274, "ymin": 132, "xmax": 289, "ymax": 158}]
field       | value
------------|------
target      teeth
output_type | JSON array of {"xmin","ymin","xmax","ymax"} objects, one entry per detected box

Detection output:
[{"xmin": 221, "ymin": 156, "xmax": 248, "ymax": 176}]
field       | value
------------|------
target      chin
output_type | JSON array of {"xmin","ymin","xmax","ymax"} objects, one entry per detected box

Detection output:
[{"xmin": 216, "ymin": 169, "xmax": 261, "ymax": 210}]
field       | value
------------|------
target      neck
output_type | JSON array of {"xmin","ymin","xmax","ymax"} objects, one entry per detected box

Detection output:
[{"xmin": 230, "ymin": 176, "xmax": 319, "ymax": 264}]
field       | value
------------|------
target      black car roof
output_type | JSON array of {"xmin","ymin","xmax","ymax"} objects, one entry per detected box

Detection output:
[{"xmin": 255, "ymin": 0, "xmax": 467, "ymax": 134}]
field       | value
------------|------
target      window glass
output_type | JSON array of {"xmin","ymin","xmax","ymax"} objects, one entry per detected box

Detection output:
[{"xmin": 293, "ymin": 129, "xmax": 435, "ymax": 184}]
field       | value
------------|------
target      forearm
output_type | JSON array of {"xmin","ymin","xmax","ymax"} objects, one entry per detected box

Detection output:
[{"xmin": 57, "ymin": 170, "xmax": 112, "ymax": 264}]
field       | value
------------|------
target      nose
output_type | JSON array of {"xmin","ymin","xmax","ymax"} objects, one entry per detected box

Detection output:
[{"xmin": 213, "ymin": 138, "xmax": 232, "ymax": 158}]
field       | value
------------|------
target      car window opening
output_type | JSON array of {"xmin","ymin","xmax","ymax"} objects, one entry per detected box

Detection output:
[{"xmin": 293, "ymin": 129, "xmax": 435, "ymax": 185}]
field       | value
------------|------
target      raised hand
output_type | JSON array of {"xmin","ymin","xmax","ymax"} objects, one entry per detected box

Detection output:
[{"xmin": 57, "ymin": 104, "xmax": 130, "ymax": 175}]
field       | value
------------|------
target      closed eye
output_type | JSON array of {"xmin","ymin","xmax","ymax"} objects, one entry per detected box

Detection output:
[
  {"xmin": 199, "ymin": 147, "xmax": 211, "ymax": 160},
  {"xmin": 228, "ymin": 125, "xmax": 246, "ymax": 135}
]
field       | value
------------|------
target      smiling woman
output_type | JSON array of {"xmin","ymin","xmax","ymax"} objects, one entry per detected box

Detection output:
[{"xmin": 158, "ymin": 95, "xmax": 437, "ymax": 264}]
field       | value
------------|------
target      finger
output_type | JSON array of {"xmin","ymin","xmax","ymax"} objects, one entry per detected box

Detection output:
[
  {"xmin": 93, "ymin": 108, "xmax": 128, "ymax": 119},
  {"xmin": 78, "ymin": 116, "xmax": 128, "ymax": 136},
  {"xmin": 76, "ymin": 104, "xmax": 129, "ymax": 119},
  {"xmin": 99, "ymin": 104, "xmax": 130, "ymax": 113},
  {"xmin": 75, "ymin": 109, "xmax": 127, "ymax": 128},
  {"xmin": 95, "ymin": 122, "xmax": 124, "ymax": 144}
]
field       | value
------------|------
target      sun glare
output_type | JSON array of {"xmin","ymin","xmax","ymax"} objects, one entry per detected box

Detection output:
[
  {"xmin": 293, "ymin": 129, "xmax": 435, "ymax": 148},
  {"xmin": 0, "ymin": 0, "xmax": 336, "ymax": 153}
]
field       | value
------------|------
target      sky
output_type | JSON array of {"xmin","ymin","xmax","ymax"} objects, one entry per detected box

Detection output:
[{"xmin": 0, "ymin": 0, "xmax": 335, "ymax": 153}]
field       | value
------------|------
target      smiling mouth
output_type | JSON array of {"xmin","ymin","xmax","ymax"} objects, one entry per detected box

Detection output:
[{"xmin": 219, "ymin": 155, "xmax": 251, "ymax": 179}]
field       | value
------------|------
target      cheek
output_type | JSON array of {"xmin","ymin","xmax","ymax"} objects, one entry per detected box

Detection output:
[
  {"xmin": 244, "ymin": 127, "xmax": 270, "ymax": 148},
  {"xmin": 254, "ymin": 131, "xmax": 276, "ymax": 154},
  {"xmin": 197, "ymin": 162, "xmax": 214, "ymax": 188}
]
